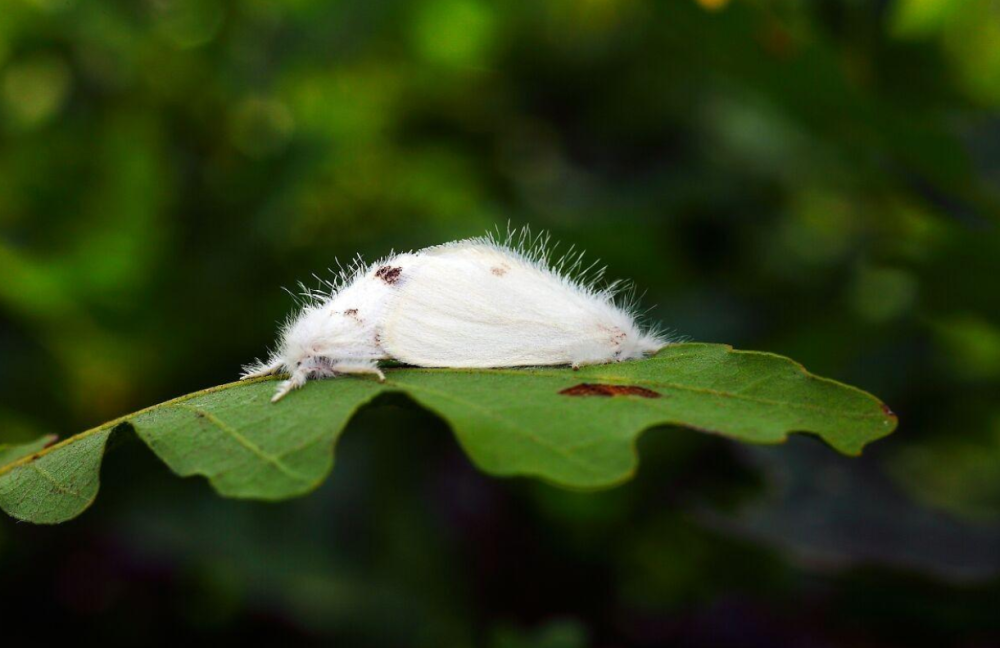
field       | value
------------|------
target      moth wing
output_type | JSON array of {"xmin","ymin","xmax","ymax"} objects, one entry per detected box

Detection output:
[{"xmin": 381, "ymin": 245, "xmax": 606, "ymax": 367}]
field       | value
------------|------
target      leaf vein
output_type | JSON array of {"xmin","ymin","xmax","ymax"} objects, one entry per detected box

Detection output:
[
  {"xmin": 394, "ymin": 381, "xmax": 607, "ymax": 477},
  {"xmin": 28, "ymin": 464, "xmax": 89, "ymax": 502},
  {"xmin": 399, "ymin": 368, "xmax": 879, "ymax": 420},
  {"xmin": 176, "ymin": 404, "xmax": 312, "ymax": 484}
]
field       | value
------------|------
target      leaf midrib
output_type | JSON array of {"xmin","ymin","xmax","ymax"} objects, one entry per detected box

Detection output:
[{"xmin": 394, "ymin": 367, "xmax": 884, "ymax": 421}]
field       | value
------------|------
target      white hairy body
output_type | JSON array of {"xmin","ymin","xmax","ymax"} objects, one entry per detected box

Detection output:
[{"xmin": 243, "ymin": 233, "xmax": 667, "ymax": 402}]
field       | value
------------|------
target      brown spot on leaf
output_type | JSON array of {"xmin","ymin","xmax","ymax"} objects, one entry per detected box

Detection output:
[
  {"xmin": 881, "ymin": 403, "xmax": 897, "ymax": 419},
  {"xmin": 559, "ymin": 383, "xmax": 661, "ymax": 398},
  {"xmin": 21, "ymin": 434, "xmax": 60, "ymax": 464},
  {"xmin": 375, "ymin": 266, "xmax": 402, "ymax": 284}
]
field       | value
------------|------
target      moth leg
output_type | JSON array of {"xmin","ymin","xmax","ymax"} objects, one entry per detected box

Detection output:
[
  {"xmin": 332, "ymin": 361, "xmax": 386, "ymax": 383},
  {"xmin": 271, "ymin": 366, "xmax": 311, "ymax": 403},
  {"xmin": 241, "ymin": 358, "xmax": 284, "ymax": 381}
]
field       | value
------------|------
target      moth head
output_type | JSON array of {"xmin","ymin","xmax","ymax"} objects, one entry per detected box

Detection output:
[{"xmin": 277, "ymin": 304, "xmax": 355, "ymax": 371}]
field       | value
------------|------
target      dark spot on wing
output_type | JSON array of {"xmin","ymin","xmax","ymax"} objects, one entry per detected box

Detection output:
[
  {"xmin": 376, "ymin": 266, "xmax": 402, "ymax": 284},
  {"xmin": 559, "ymin": 383, "xmax": 661, "ymax": 398},
  {"xmin": 599, "ymin": 324, "xmax": 627, "ymax": 344},
  {"xmin": 344, "ymin": 308, "xmax": 362, "ymax": 323},
  {"xmin": 491, "ymin": 263, "xmax": 510, "ymax": 277}
]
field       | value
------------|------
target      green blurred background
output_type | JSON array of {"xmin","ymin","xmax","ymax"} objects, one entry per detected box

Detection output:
[{"xmin": 2, "ymin": 0, "xmax": 1000, "ymax": 645}]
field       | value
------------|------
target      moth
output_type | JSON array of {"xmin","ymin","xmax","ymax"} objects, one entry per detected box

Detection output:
[{"xmin": 242, "ymin": 230, "xmax": 668, "ymax": 402}]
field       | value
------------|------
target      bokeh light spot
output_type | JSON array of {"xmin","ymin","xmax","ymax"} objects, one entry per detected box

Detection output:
[
  {"xmin": 890, "ymin": 0, "xmax": 957, "ymax": 38},
  {"xmin": 413, "ymin": 0, "xmax": 497, "ymax": 68},
  {"xmin": 850, "ymin": 266, "xmax": 919, "ymax": 323},
  {"xmin": 229, "ymin": 97, "xmax": 296, "ymax": 159},
  {"xmin": 23, "ymin": 0, "xmax": 77, "ymax": 12},
  {"xmin": 696, "ymin": 0, "xmax": 730, "ymax": 11},
  {"xmin": 2, "ymin": 54, "xmax": 71, "ymax": 129},
  {"xmin": 152, "ymin": 0, "xmax": 225, "ymax": 50},
  {"xmin": 935, "ymin": 315, "xmax": 1000, "ymax": 381}
]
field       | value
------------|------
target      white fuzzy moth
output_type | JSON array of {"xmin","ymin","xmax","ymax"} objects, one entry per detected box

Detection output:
[{"xmin": 242, "ymin": 230, "xmax": 668, "ymax": 402}]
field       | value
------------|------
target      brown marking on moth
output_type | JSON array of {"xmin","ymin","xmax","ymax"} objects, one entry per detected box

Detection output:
[
  {"xmin": 374, "ymin": 332, "xmax": 382, "ymax": 345},
  {"xmin": 344, "ymin": 308, "xmax": 363, "ymax": 323},
  {"xmin": 559, "ymin": 383, "xmax": 661, "ymax": 398},
  {"xmin": 491, "ymin": 263, "xmax": 510, "ymax": 277},
  {"xmin": 375, "ymin": 266, "xmax": 402, "ymax": 284},
  {"xmin": 598, "ymin": 325, "xmax": 628, "ymax": 359},
  {"xmin": 598, "ymin": 324, "xmax": 627, "ymax": 342}
]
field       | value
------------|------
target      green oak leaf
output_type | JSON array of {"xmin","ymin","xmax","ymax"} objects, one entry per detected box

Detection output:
[
  {"xmin": 0, "ymin": 431, "xmax": 109, "ymax": 524},
  {"xmin": 0, "ymin": 434, "xmax": 56, "ymax": 466},
  {"xmin": 0, "ymin": 343, "xmax": 897, "ymax": 524}
]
